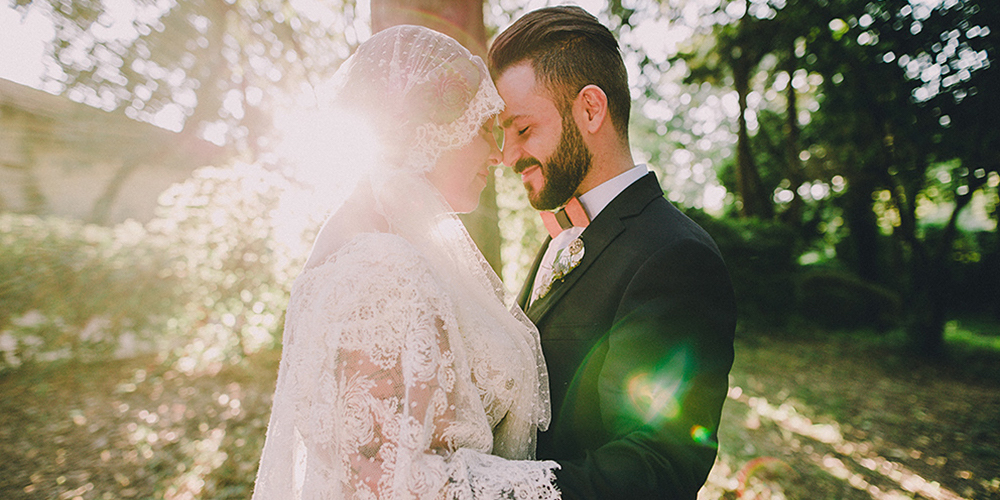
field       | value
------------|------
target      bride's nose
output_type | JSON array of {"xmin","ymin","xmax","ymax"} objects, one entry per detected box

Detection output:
[{"xmin": 488, "ymin": 142, "xmax": 503, "ymax": 166}]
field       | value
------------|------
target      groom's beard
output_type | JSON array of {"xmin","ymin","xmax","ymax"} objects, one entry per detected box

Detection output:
[{"xmin": 516, "ymin": 114, "xmax": 593, "ymax": 211}]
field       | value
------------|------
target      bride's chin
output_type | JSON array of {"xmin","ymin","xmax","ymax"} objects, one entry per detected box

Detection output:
[
  {"xmin": 455, "ymin": 201, "xmax": 479, "ymax": 214},
  {"xmin": 451, "ymin": 192, "xmax": 483, "ymax": 214}
]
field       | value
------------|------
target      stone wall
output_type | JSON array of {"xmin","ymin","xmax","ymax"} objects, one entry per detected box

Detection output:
[{"xmin": 0, "ymin": 78, "xmax": 225, "ymax": 224}]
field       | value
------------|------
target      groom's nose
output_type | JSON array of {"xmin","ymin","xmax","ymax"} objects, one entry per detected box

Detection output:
[{"xmin": 501, "ymin": 143, "xmax": 521, "ymax": 171}]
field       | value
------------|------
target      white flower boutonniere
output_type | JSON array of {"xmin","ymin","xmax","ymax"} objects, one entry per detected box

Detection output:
[
  {"xmin": 536, "ymin": 237, "xmax": 585, "ymax": 300},
  {"xmin": 552, "ymin": 237, "xmax": 585, "ymax": 280}
]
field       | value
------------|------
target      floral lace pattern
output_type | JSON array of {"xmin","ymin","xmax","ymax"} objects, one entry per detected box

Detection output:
[
  {"xmin": 320, "ymin": 25, "xmax": 504, "ymax": 175},
  {"xmin": 252, "ymin": 233, "xmax": 559, "ymax": 500}
]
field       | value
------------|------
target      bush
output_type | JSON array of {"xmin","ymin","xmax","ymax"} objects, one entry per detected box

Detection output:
[
  {"xmin": 944, "ymin": 230, "xmax": 1000, "ymax": 320},
  {"xmin": 686, "ymin": 211, "xmax": 801, "ymax": 324},
  {"xmin": 795, "ymin": 269, "xmax": 902, "ymax": 331},
  {"xmin": 0, "ymin": 162, "xmax": 299, "ymax": 372},
  {"xmin": 148, "ymin": 163, "xmax": 296, "ymax": 367},
  {"xmin": 0, "ymin": 215, "xmax": 183, "ymax": 369}
]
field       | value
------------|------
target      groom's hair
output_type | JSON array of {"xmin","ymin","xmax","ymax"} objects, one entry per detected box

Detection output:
[{"xmin": 489, "ymin": 5, "xmax": 630, "ymax": 144}]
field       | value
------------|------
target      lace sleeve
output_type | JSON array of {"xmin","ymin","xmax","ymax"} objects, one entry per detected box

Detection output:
[
  {"xmin": 336, "ymin": 303, "xmax": 559, "ymax": 500},
  {"xmin": 252, "ymin": 234, "xmax": 558, "ymax": 500}
]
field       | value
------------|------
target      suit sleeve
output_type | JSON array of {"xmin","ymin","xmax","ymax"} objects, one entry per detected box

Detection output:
[{"xmin": 553, "ymin": 238, "xmax": 737, "ymax": 500}]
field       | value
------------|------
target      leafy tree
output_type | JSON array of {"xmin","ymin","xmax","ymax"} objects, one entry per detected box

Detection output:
[
  {"xmin": 13, "ymin": 0, "xmax": 506, "ymax": 271},
  {"xmin": 801, "ymin": 0, "xmax": 998, "ymax": 353},
  {"xmin": 11, "ymin": 0, "xmax": 364, "ymax": 156},
  {"xmin": 652, "ymin": 0, "xmax": 997, "ymax": 351}
]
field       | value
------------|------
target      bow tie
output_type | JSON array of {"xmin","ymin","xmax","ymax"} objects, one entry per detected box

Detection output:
[{"xmin": 539, "ymin": 197, "xmax": 590, "ymax": 238}]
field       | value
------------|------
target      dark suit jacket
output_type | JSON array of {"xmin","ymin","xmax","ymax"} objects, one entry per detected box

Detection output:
[{"xmin": 518, "ymin": 172, "xmax": 736, "ymax": 500}]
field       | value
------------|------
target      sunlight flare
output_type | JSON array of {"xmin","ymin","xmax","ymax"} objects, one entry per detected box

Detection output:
[{"xmin": 270, "ymin": 102, "xmax": 382, "ymax": 257}]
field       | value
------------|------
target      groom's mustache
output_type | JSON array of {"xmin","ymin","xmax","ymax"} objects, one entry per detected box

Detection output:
[{"xmin": 513, "ymin": 157, "xmax": 542, "ymax": 174}]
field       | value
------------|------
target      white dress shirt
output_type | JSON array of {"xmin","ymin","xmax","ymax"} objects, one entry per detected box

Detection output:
[{"xmin": 529, "ymin": 165, "xmax": 649, "ymax": 305}]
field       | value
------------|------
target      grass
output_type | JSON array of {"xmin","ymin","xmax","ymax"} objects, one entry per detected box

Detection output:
[{"xmin": 1, "ymin": 323, "xmax": 999, "ymax": 500}]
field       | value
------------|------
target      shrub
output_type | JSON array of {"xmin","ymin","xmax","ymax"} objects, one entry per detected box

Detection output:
[
  {"xmin": 147, "ymin": 162, "xmax": 296, "ymax": 367},
  {"xmin": 686, "ymin": 211, "xmax": 801, "ymax": 324},
  {"xmin": 0, "ymin": 215, "xmax": 183, "ymax": 369},
  {"xmin": 0, "ymin": 162, "xmax": 300, "ymax": 372},
  {"xmin": 795, "ymin": 269, "xmax": 902, "ymax": 331}
]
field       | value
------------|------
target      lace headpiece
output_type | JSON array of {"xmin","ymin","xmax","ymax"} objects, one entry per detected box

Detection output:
[{"xmin": 328, "ymin": 25, "xmax": 504, "ymax": 173}]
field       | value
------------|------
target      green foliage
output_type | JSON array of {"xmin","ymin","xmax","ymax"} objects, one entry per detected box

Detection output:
[
  {"xmin": 495, "ymin": 165, "xmax": 547, "ymax": 297},
  {"xmin": 933, "ymin": 228, "xmax": 1000, "ymax": 317},
  {"xmin": 686, "ymin": 211, "xmax": 800, "ymax": 323},
  {"xmin": 0, "ymin": 162, "xmax": 297, "ymax": 372},
  {"xmin": 147, "ymin": 163, "xmax": 295, "ymax": 365},
  {"xmin": 795, "ymin": 269, "xmax": 902, "ymax": 331},
  {"xmin": 15, "ymin": 0, "xmax": 362, "ymax": 153},
  {"xmin": 0, "ymin": 215, "xmax": 182, "ymax": 369}
]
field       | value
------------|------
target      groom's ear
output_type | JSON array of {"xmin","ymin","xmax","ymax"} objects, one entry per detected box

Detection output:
[{"xmin": 574, "ymin": 85, "xmax": 609, "ymax": 135}]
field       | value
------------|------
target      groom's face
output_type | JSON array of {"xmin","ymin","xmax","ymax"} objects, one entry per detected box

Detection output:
[{"xmin": 496, "ymin": 63, "xmax": 592, "ymax": 211}]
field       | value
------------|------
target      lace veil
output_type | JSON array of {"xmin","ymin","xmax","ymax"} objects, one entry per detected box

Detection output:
[{"xmin": 253, "ymin": 25, "xmax": 554, "ymax": 499}]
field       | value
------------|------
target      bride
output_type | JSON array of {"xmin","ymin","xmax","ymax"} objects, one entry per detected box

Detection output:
[{"xmin": 251, "ymin": 25, "xmax": 560, "ymax": 499}]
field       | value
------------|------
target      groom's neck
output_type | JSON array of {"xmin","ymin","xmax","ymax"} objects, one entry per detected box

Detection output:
[{"xmin": 576, "ymin": 147, "xmax": 635, "ymax": 197}]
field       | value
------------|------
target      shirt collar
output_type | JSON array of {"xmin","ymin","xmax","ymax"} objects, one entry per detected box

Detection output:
[{"xmin": 577, "ymin": 164, "xmax": 649, "ymax": 221}]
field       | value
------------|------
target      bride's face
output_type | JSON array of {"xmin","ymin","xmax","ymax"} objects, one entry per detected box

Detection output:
[{"xmin": 427, "ymin": 121, "xmax": 503, "ymax": 213}]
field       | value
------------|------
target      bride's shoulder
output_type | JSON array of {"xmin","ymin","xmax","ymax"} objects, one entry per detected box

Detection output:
[
  {"xmin": 302, "ymin": 232, "xmax": 432, "ymax": 281},
  {"xmin": 336, "ymin": 232, "xmax": 421, "ymax": 265},
  {"xmin": 294, "ymin": 232, "xmax": 449, "ymax": 313}
]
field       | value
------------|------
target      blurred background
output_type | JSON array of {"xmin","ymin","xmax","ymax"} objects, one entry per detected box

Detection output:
[{"xmin": 0, "ymin": 0, "xmax": 997, "ymax": 499}]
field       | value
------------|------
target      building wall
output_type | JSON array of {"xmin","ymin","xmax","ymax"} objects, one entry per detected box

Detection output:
[{"xmin": 0, "ymin": 78, "xmax": 225, "ymax": 224}]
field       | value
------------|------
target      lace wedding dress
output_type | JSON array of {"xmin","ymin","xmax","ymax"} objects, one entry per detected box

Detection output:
[{"xmin": 252, "ymin": 26, "xmax": 559, "ymax": 500}]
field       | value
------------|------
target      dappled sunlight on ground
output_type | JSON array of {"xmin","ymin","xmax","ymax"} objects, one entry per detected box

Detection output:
[
  {"xmin": 708, "ymin": 387, "xmax": 965, "ymax": 500},
  {"xmin": 700, "ymin": 335, "xmax": 1000, "ymax": 500},
  {"xmin": 0, "ymin": 351, "xmax": 277, "ymax": 499},
  {"xmin": 1, "ymin": 334, "xmax": 997, "ymax": 500}
]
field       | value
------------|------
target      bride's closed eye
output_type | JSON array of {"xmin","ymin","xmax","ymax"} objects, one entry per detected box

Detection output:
[{"xmin": 481, "ymin": 117, "xmax": 505, "ymax": 151}]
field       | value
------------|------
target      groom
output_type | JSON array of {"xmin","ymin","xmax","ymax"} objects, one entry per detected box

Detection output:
[{"xmin": 489, "ymin": 6, "xmax": 737, "ymax": 499}]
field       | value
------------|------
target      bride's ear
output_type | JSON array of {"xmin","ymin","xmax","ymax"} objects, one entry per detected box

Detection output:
[{"xmin": 574, "ymin": 85, "xmax": 608, "ymax": 135}]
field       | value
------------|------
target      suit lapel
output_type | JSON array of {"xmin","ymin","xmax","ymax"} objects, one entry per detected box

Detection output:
[
  {"xmin": 525, "ymin": 172, "xmax": 665, "ymax": 324},
  {"xmin": 526, "ymin": 214, "xmax": 624, "ymax": 323}
]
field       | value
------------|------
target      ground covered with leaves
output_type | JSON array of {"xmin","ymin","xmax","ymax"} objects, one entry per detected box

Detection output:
[{"xmin": 1, "ymin": 329, "xmax": 998, "ymax": 500}]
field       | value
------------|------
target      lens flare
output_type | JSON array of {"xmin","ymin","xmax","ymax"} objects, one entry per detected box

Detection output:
[
  {"xmin": 690, "ymin": 425, "xmax": 714, "ymax": 446},
  {"xmin": 624, "ymin": 348, "xmax": 690, "ymax": 425},
  {"xmin": 270, "ymin": 103, "xmax": 381, "ymax": 257},
  {"xmin": 736, "ymin": 456, "xmax": 795, "ymax": 498}
]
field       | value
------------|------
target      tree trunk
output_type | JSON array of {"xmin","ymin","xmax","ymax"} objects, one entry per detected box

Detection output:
[
  {"xmin": 89, "ymin": 161, "xmax": 140, "ymax": 225},
  {"xmin": 733, "ymin": 57, "xmax": 772, "ymax": 219},
  {"xmin": 842, "ymin": 170, "xmax": 881, "ymax": 282},
  {"xmin": 781, "ymin": 45, "xmax": 805, "ymax": 225},
  {"xmin": 909, "ymin": 173, "xmax": 991, "ymax": 355},
  {"xmin": 370, "ymin": 0, "xmax": 502, "ymax": 273},
  {"xmin": 371, "ymin": 0, "xmax": 487, "ymax": 56}
]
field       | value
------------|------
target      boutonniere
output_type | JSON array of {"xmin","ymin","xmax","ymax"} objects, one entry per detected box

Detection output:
[
  {"xmin": 552, "ymin": 237, "xmax": 585, "ymax": 280},
  {"xmin": 536, "ymin": 238, "xmax": 585, "ymax": 300}
]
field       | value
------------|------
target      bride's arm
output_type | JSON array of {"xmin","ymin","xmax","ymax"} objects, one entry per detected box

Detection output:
[
  {"xmin": 334, "ymin": 301, "xmax": 558, "ymax": 500},
  {"xmin": 336, "ymin": 317, "xmax": 459, "ymax": 495}
]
